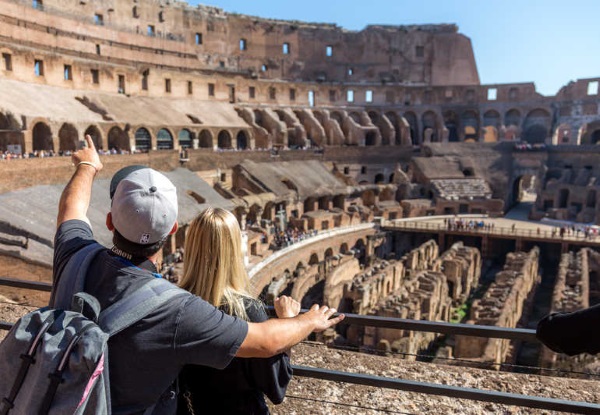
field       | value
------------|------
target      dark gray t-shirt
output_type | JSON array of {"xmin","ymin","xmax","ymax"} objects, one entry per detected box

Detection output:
[{"xmin": 53, "ymin": 220, "xmax": 248, "ymax": 415}]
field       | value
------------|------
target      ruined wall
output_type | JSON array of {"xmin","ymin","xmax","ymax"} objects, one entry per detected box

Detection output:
[
  {"xmin": 341, "ymin": 240, "xmax": 480, "ymax": 357},
  {"xmin": 432, "ymin": 242, "xmax": 481, "ymax": 304},
  {"xmin": 539, "ymin": 249, "xmax": 595, "ymax": 373},
  {"xmin": 455, "ymin": 248, "xmax": 540, "ymax": 367}
]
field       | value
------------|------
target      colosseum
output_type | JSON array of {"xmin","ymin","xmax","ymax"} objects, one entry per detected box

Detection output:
[{"xmin": 1, "ymin": 0, "xmax": 600, "ymax": 413}]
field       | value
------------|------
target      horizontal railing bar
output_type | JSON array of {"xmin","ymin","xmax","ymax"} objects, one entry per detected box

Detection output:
[
  {"xmin": 0, "ymin": 277, "xmax": 52, "ymax": 292},
  {"xmin": 340, "ymin": 313, "xmax": 538, "ymax": 342},
  {"xmin": 292, "ymin": 365, "xmax": 600, "ymax": 415},
  {"xmin": 266, "ymin": 307, "xmax": 538, "ymax": 342}
]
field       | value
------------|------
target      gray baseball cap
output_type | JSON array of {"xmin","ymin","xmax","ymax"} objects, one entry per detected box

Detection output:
[{"xmin": 110, "ymin": 166, "xmax": 178, "ymax": 245}]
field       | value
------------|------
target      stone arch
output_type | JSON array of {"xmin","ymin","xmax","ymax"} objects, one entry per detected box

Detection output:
[
  {"xmin": 461, "ymin": 110, "xmax": 479, "ymax": 141},
  {"xmin": 134, "ymin": 127, "xmax": 152, "ymax": 152},
  {"xmin": 505, "ymin": 109, "xmax": 521, "ymax": 127},
  {"xmin": 403, "ymin": 111, "xmax": 418, "ymax": 145},
  {"xmin": 380, "ymin": 187, "xmax": 395, "ymax": 201},
  {"xmin": 32, "ymin": 122, "xmax": 53, "ymax": 152},
  {"xmin": 308, "ymin": 253, "xmax": 320, "ymax": 266},
  {"xmin": 236, "ymin": 130, "xmax": 249, "ymax": 149},
  {"xmin": 483, "ymin": 110, "xmax": 501, "ymax": 129},
  {"xmin": 554, "ymin": 123, "xmax": 573, "ymax": 145},
  {"xmin": 385, "ymin": 111, "xmax": 403, "ymax": 145},
  {"xmin": 0, "ymin": 113, "xmax": 10, "ymax": 130},
  {"xmin": 349, "ymin": 112, "xmax": 362, "ymax": 124},
  {"xmin": 324, "ymin": 248, "xmax": 334, "ymax": 258},
  {"xmin": 157, "ymin": 128, "xmax": 174, "ymax": 150},
  {"xmin": 340, "ymin": 243, "xmax": 349, "ymax": 254},
  {"xmin": 330, "ymin": 111, "xmax": 344, "ymax": 125},
  {"xmin": 522, "ymin": 108, "xmax": 551, "ymax": 144},
  {"xmin": 58, "ymin": 123, "xmax": 79, "ymax": 152},
  {"xmin": 367, "ymin": 111, "xmax": 380, "ymax": 124},
  {"xmin": 178, "ymin": 129, "xmax": 193, "ymax": 149},
  {"xmin": 374, "ymin": 173, "xmax": 385, "ymax": 184},
  {"xmin": 199, "ymin": 129, "xmax": 213, "ymax": 148},
  {"xmin": 422, "ymin": 111, "xmax": 439, "ymax": 142},
  {"xmin": 217, "ymin": 130, "xmax": 232, "ymax": 149},
  {"xmin": 84, "ymin": 125, "xmax": 103, "ymax": 150},
  {"xmin": 581, "ymin": 121, "xmax": 600, "ymax": 145},
  {"xmin": 108, "ymin": 126, "xmax": 130, "ymax": 152},
  {"xmin": 443, "ymin": 110, "xmax": 459, "ymax": 142}
]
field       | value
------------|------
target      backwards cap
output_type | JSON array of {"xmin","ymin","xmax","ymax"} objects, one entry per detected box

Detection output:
[{"xmin": 110, "ymin": 166, "xmax": 178, "ymax": 245}]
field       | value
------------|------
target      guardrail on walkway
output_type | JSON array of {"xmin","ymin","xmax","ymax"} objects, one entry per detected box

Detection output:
[
  {"xmin": 247, "ymin": 223, "xmax": 375, "ymax": 279},
  {"xmin": 383, "ymin": 219, "xmax": 600, "ymax": 244},
  {"xmin": 1, "ymin": 278, "xmax": 599, "ymax": 413}
]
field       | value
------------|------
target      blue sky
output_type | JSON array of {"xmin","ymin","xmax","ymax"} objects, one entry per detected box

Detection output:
[{"xmin": 191, "ymin": 0, "xmax": 600, "ymax": 96}]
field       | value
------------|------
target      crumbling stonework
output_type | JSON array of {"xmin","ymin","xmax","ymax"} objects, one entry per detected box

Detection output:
[
  {"xmin": 455, "ymin": 248, "xmax": 540, "ymax": 367},
  {"xmin": 340, "ymin": 240, "xmax": 480, "ymax": 357}
]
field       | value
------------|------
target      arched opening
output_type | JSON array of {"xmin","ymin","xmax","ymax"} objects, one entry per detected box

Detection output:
[
  {"xmin": 558, "ymin": 189, "xmax": 569, "ymax": 209},
  {"xmin": 308, "ymin": 253, "xmax": 320, "ymax": 266},
  {"xmin": 0, "ymin": 113, "xmax": 10, "ymax": 130},
  {"xmin": 365, "ymin": 132, "xmax": 377, "ymax": 146},
  {"xmin": 330, "ymin": 111, "xmax": 344, "ymax": 127},
  {"xmin": 340, "ymin": 243, "xmax": 349, "ymax": 254},
  {"xmin": 403, "ymin": 111, "xmax": 418, "ymax": 145},
  {"xmin": 367, "ymin": 111, "xmax": 379, "ymax": 124},
  {"xmin": 512, "ymin": 175, "xmax": 537, "ymax": 205},
  {"xmin": 587, "ymin": 190, "xmax": 597, "ymax": 208},
  {"xmin": 505, "ymin": 109, "xmax": 521, "ymax": 127},
  {"xmin": 199, "ymin": 130, "xmax": 213, "ymax": 148},
  {"xmin": 324, "ymin": 248, "xmax": 334, "ymax": 259},
  {"xmin": 84, "ymin": 126, "xmax": 102, "ymax": 150},
  {"xmin": 134, "ymin": 127, "xmax": 151, "ymax": 152},
  {"xmin": 58, "ymin": 123, "xmax": 78, "ymax": 152},
  {"xmin": 461, "ymin": 110, "xmax": 479, "ymax": 141},
  {"xmin": 217, "ymin": 130, "xmax": 232, "ymax": 149},
  {"xmin": 178, "ymin": 129, "xmax": 192, "ymax": 149},
  {"xmin": 236, "ymin": 130, "xmax": 248, "ymax": 149},
  {"xmin": 581, "ymin": 122, "xmax": 600, "ymax": 145},
  {"xmin": 522, "ymin": 125, "xmax": 548, "ymax": 144},
  {"xmin": 32, "ymin": 122, "xmax": 53, "ymax": 152},
  {"xmin": 301, "ymin": 280, "xmax": 325, "ymax": 310},
  {"xmin": 157, "ymin": 128, "xmax": 174, "ymax": 150},
  {"xmin": 422, "ymin": 111, "xmax": 438, "ymax": 142},
  {"xmin": 108, "ymin": 126, "xmax": 130, "ymax": 152},
  {"xmin": 349, "ymin": 112, "xmax": 362, "ymax": 124},
  {"xmin": 385, "ymin": 112, "xmax": 402, "ymax": 145},
  {"xmin": 443, "ymin": 111, "xmax": 459, "ymax": 142},
  {"xmin": 522, "ymin": 109, "xmax": 551, "ymax": 144},
  {"xmin": 483, "ymin": 110, "xmax": 501, "ymax": 129},
  {"xmin": 374, "ymin": 173, "xmax": 385, "ymax": 184}
]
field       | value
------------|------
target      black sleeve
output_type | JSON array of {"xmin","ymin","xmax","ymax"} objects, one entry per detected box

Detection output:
[
  {"xmin": 536, "ymin": 304, "xmax": 600, "ymax": 356},
  {"xmin": 244, "ymin": 300, "xmax": 293, "ymax": 405}
]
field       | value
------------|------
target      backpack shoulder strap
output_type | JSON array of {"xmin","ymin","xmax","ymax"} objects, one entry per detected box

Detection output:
[
  {"xmin": 50, "ymin": 243, "xmax": 104, "ymax": 309},
  {"xmin": 99, "ymin": 278, "xmax": 186, "ymax": 336}
]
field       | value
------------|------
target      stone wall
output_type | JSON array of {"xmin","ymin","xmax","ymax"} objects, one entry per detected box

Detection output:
[{"xmin": 455, "ymin": 247, "xmax": 540, "ymax": 367}]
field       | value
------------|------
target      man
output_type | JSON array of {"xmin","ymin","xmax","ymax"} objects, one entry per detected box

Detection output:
[{"xmin": 53, "ymin": 135, "xmax": 344, "ymax": 414}]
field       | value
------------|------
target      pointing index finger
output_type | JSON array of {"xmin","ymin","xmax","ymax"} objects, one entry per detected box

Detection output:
[{"xmin": 85, "ymin": 134, "xmax": 96, "ymax": 150}]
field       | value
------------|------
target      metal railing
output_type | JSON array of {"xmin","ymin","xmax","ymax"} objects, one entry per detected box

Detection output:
[
  {"xmin": 2, "ymin": 278, "xmax": 600, "ymax": 413},
  {"xmin": 383, "ymin": 219, "xmax": 600, "ymax": 244}
]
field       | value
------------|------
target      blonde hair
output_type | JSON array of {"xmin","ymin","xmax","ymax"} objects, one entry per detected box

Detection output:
[{"xmin": 179, "ymin": 207, "xmax": 252, "ymax": 320}]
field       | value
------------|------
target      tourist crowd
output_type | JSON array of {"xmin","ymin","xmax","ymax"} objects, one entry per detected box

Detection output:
[{"xmin": 271, "ymin": 226, "xmax": 318, "ymax": 250}]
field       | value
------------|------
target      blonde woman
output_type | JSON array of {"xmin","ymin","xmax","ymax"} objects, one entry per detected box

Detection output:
[{"xmin": 178, "ymin": 207, "xmax": 299, "ymax": 415}]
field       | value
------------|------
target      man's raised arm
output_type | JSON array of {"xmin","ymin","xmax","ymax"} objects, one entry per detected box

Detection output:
[
  {"xmin": 237, "ymin": 303, "xmax": 345, "ymax": 358},
  {"xmin": 57, "ymin": 135, "xmax": 103, "ymax": 227}
]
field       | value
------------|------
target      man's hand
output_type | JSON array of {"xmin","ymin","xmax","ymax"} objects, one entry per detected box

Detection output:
[
  {"xmin": 57, "ymin": 135, "xmax": 103, "ymax": 227},
  {"xmin": 72, "ymin": 134, "xmax": 103, "ymax": 173},
  {"xmin": 302, "ymin": 304, "xmax": 344, "ymax": 332},
  {"xmin": 274, "ymin": 296, "xmax": 300, "ymax": 319}
]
